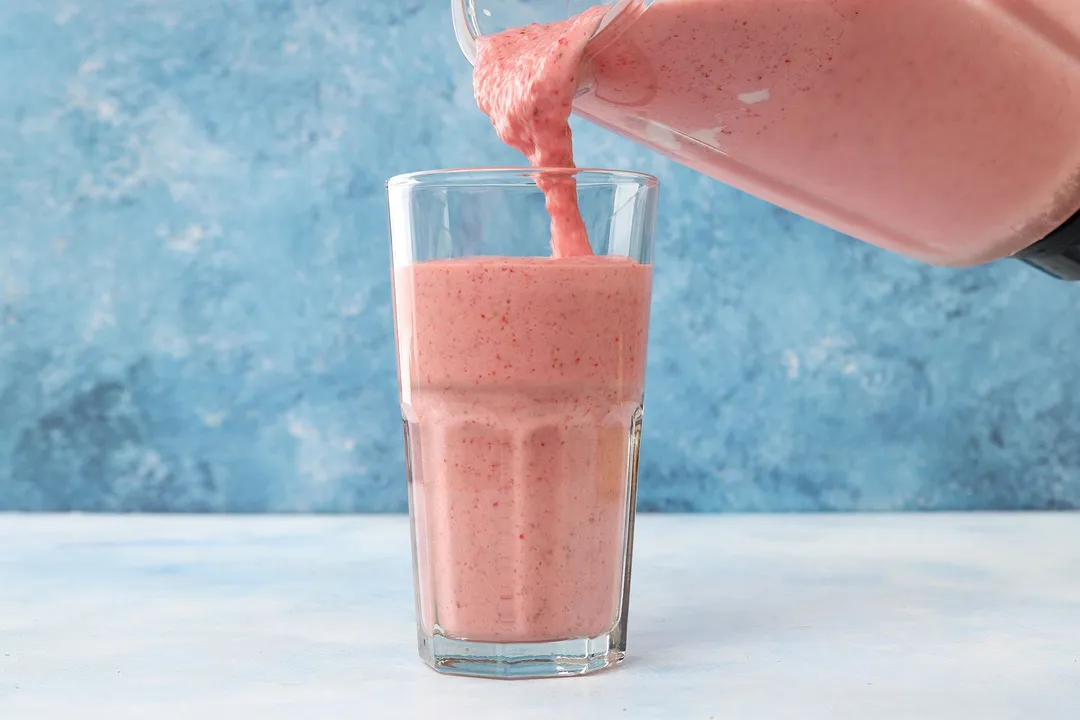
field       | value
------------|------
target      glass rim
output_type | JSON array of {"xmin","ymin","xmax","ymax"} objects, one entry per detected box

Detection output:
[{"xmin": 387, "ymin": 167, "xmax": 659, "ymax": 190}]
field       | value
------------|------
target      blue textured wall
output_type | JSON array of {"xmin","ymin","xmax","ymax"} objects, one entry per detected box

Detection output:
[{"xmin": 2, "ymin": 0, "xmax": 1078, "ymax": 513}]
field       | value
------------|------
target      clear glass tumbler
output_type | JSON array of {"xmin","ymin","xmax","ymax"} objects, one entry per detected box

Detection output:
[{"xmin": 387, "ymin": 168, "xmax": 658, "ymax": 679}]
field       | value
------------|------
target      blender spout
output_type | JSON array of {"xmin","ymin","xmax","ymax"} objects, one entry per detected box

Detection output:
[
  {"xmin": 451, "ymin": 0, "xmax": 479, "ymax": 66},
  {"xmin": 451, "ymin": 1, "xmax": 646, "ymax": 67}
]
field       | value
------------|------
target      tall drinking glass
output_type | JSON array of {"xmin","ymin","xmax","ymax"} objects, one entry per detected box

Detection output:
[{"xmin": 387, "ymin": 168, "xmax": 658, "ymax": 679}]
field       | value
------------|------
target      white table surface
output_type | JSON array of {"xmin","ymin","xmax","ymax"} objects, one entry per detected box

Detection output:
[{"xmin": 1, "ymin": 513, "xmax": 1078, "ymax": 719}]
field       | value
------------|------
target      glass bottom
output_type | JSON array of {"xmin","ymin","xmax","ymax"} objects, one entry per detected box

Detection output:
[{"xmin": 417, "ymin": 627, "xmax": 625, "ymax": 679}]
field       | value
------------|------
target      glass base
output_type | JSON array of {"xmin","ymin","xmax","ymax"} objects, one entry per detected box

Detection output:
[{"xmin": 417, "ymin": 628, "xmax": 625, "ymax": 679}]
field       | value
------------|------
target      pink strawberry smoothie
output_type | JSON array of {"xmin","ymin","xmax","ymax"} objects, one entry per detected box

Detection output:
[
  {"xmin": 395, "ymin": 256, "xmax": 651, "ymax": 642},
  {"xmin": 475, "ymin": 0, "xmax": 1080, "ymax": 267}
]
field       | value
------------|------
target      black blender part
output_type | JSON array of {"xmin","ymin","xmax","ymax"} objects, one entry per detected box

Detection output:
[{"xmin": 1015, "ymin": 208, "xmax": 1080, "ymax": 280}]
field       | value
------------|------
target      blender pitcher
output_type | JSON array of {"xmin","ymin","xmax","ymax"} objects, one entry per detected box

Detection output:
[{"xmin": 453, "ymin": 0, "xmax": 1080, "ymax": 278}]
